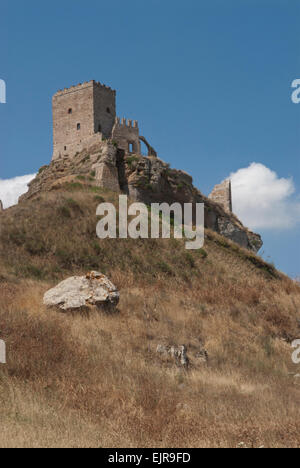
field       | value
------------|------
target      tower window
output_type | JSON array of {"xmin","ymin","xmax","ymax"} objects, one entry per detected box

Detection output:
[
  {"xmin": 64, "ymin": 146, "xmax": 67, "ymax": 151},
  {"xmin": 106, "ymin": 107, "xmax": 111, "ymax": 114},
  {"xmin": 68, "ymin": 108, "xmax": 72, "ymax": 114},
  {"xmin": 129, "ymin": 143, "xmax": 134, "ymax": 153},
  {"xmin": 98, "ymin": 124, "xmax": 102, "ymax": 133},
  {"xmin": 77, "ymin": 123, "xmax": 81, "ymax": 130}
]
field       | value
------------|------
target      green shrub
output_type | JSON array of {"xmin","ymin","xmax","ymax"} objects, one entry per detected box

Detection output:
[
  {"xmin": 94, "ymin": 195, "xmax": 105, "ymax": 203},
  {"xmin": 185, "ymin": 252, "xmax": 196, "ymax": 268},
  {"xmin": 157, "ymin": 261, "xmax": 174, "ymax": 276},
  {"xmin": 57, "ymin": 206, "xmax": 71, "ymax": 218},
  {"xmin": 38, "ymin": 165, "xmax": 48, "ymax": 175},
  {"xmin": 198, "ymin": 248, "xmax": 208, "ymax": 259}
]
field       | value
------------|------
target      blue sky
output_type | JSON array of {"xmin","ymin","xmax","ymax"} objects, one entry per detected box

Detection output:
[{"xmin": 0, "ymin": 0, "xmax": 299, "ymax": 277}]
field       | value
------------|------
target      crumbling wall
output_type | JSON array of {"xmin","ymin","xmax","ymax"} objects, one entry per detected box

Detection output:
[
  {"xmin": 209, "ymin": 179, "xmax": 232, "ymax": 213},
  {"xmin": 139, "ymin": 135, "xmax": 157, "ymax": 157},
  {"xmin": 112, "ymin": 118, "xmax": 141, "ymax": 154},
  {"xmin": 93, "ymin": 142, "xmax": 120, "ymax": 192}
]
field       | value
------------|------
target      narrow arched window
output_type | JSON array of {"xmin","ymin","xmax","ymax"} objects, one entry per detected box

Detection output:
[
  {"xmin": 68, "ymin": 108, "xmax": 72, "ymax": 114},
  {"xmin": 77, "ymin": 123, "xmax": 81, "ymax": 130},
  {"xmin": 106, "ymin": 107, "xmax": 111, "ymax": 114}
]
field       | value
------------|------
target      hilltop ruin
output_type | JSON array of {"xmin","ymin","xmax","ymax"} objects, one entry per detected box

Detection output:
[{"xmin": 18, "ymin": 79, "xmax": 263, "ymax": 253}]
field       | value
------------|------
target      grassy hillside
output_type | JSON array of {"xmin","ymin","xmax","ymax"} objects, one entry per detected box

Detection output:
[{"xmin": 0, "ymin": 185, "xmax": 300, "ymax": 448}]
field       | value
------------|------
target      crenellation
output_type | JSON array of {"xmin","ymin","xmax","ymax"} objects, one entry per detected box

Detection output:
[
  {"xmin": 53, "ymin": 80, "xmax": 117, "ymax": 100},
  {"xmin": 114, "ymin": 117, "xmax": 139, "ymax": 129},
  {"xmin": 52, "ymin": 79, "xmax": 150, "ymax": 161}
]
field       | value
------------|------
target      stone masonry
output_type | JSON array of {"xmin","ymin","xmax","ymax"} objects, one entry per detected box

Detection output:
[
  {"xmin": 112, "ymin": 118, "xmax": 141, "ymax": 154},
  {"xmin": 209, "ymin": 179, "xmax": 232, "ymax": 213},
  {"xmin": 44, "ymin": 79, "xmax": 262, "ymax": 253},
  {"xmin": 52, "ymin": 80, "xmax": 116, "ymax": 160},
  {"xmin": 93, "ymin": 142, "xmax": 120, "ymax": 192},
  {"xmin": 52, "ymin": 79, "xmax": 150, "ymax": 161}
]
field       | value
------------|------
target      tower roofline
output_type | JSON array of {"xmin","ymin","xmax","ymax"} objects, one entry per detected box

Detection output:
[{"xmin": 53, "ymin": 80, "xmax": 116, "ymax": 99}]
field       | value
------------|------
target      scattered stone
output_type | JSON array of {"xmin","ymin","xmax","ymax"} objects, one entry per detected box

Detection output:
[
  {"xmin": 43, "ymin": 271, "xmax": 119, "ymax": 312},
  {"xmin": 293, "ymin": 374, "xmax": 300, "ymax": 385},
  {"xmin": 237, "ymin": 442, "xmax": 248, "ymax": 449},
  {"xmin": 194, "ymin": 348, "xmax": 209, "ymax": 363},
  {"xmin": 156, "ymin": 344, "xmax": 189, "ymax": 368}
]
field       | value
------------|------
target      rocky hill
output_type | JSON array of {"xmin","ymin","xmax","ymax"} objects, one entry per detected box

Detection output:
[
  {"xmin": 0, "ymin": 160, "xmax": 300, "ymax": 447},
  {"xmin": 20, "ymin": 142, "xmax": 262, "ymax": 253}
]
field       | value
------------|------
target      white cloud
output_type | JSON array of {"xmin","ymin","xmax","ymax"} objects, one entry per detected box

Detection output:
[
  {"xmin": 0, "ymin": 174, "xmax": 36, "ymax": 209},
  {"xmin": 230, "ymin": 163, "xmax": 300, "ymax": 230}
]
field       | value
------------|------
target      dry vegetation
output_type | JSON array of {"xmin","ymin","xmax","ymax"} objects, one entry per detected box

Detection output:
[{"xmin": 0, "ymin": 187, "xmax": 300, "ymax": 448}]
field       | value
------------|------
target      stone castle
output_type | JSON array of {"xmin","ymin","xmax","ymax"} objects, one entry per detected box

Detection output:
[
  {"xmin": 52, "ymin": 80, "xmax": 156, "ymax": 161},
  {"xmin": 12, "ymin": 78, "xmax": 262, "ymax": 252},
  {"xmin": 51, "ymin": 79, "xmax": 232, "ymax": 213}
]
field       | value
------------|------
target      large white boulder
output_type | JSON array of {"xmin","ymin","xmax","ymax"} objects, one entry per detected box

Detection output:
[{"xmin": 43, "ymin": 271, "xmax": 119, "ymax": 311}]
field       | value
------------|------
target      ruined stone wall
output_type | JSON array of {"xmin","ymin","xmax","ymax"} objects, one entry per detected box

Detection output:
[
  {"xmin": 93, "ymin": 142, "xmax": 120, "ymax": 192},
  {"xmin": 209, "ymin": 179, "xmax": 232, "ymax": 213},
  {"xmin": 112, "ymin": 118, "xmax": 141, "ymax": 154}
]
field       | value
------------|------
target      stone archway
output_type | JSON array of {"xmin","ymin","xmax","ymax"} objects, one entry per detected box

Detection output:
[{"xmin": 139, "ymin": 136, "xmax": 157, "ymax": 158}]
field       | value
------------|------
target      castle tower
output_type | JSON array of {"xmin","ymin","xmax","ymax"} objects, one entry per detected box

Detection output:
[{"xmin": 52, "ymin": 80, "xmax": 116, "ymax": 160}]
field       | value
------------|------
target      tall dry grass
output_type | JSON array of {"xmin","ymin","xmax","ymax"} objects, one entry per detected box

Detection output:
[
  {"xmin": 0, "ymin": 188, "xmax": 300, "ymax": 447},
  {"xmin": 0, "ymin": 271, "xmax": 300, "ymax": 448}
]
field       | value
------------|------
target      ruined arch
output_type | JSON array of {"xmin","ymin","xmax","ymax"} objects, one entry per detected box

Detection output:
[{"xmin": 139, "ymin": 136, "xmax": 157, "ymax": 158}]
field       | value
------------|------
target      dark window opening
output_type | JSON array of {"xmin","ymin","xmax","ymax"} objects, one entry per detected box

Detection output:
[
  {"xmin": 68, "ymin": 108, "xmax": 72, "ymax": 114},
  {"xmin": 77, "ymin": 123, "xmax": 81, "ymax": 130},
  {"xmin": 106, "ymin": 107, "xmax": 111, "ymax": 114},
  {"xmin": 98, "ymin": 124, "xmax": 102, "ymax": 133},
  {"xmin": 64, "ymin": 146, "xmax": 67, "ymax": 151}
]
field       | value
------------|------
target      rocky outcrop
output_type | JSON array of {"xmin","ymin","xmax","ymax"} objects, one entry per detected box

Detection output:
[
  {"xmin": 20, "ymin": 141, "xmax": 262, "ymax": 253},
  {"xmin": 120, "ymin": 153, "xmax": 262, "ymax": 252},
  {"xmin": 156, "ymin": 344, "xmax": 189, "ymax": 368},
  {"xmin": 156, "ymin": 343, "xmax": 209, "ymax": 369},
  {"xmin": 43, "ymin": 271, "xmax": 119, "ymax": 312},
  {"xmin": 94, "ymin": 142, "xmax": 120, "ymax": 192}
]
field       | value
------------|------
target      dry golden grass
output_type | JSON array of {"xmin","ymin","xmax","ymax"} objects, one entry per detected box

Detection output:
[{"xmin": 0, "ymin": 188, "xmax": 300, "ymax": 447}]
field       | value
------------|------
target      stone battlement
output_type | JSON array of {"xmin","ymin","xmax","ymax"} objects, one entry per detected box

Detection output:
[
  {"xmin": 114, "ymin": 117, "xmax": 139, "ymax": 129},
  {"xmin": 51, "ymin": 80, "xmax": 155, "ymax": 160},
  {"xmin": 54, "ymin": 80, "xmax": 116, "ymax": 98}
]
